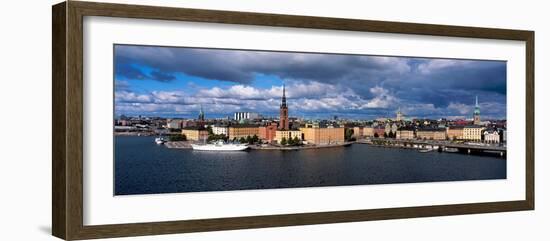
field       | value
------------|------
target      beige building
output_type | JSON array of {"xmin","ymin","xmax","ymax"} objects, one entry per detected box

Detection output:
[
  {"xmin": 352, "ymin": 126, "xmax": 364, "ymax": 138},
  {"xmin": 363, "ymin": 126, "xmax": 374, "ymax": 137},
  {"xmin": 463, "ymin": 125, "xmax": 485, "ymax": 141},
  {"xmin": 416, "ymin": 128, "xmax": 446, "ymax": 140},
  {"xmin": 300, "ymin": 127, "xmax": 345, "ymax": 145},
  {"xmin": 396, "ymin": 128, "xmax": 415, "ymax": 139},
  {"xmin": 181, "ymin": 127, "xmax": 209, "ymax": 141},
  {"xmin": 446, "ymin": 126, "xmax": 464, "ymax": 140},
  {"xmin": 211, "ymin": 125, "xmax": 228, "ymax": 136},
  {"xmin": 275, "ymin": 130, "xmax": 302, "ymax": 144},
  {"xmin": 228, "ymin": 125, "xmax": 259, "ymax": 140}
]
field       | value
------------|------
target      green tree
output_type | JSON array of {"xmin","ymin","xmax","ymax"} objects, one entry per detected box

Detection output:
[
  {"xmin": 252, "ymin": 134, "xmax": 259, "ymax": 143},
  {"xmin": 345, "ymin": 128, "xmax": 354, "ymax": 141},
  {"xmin": 280, "ymin": 137, "xmax": 287, "ymax": 145},
  {"xmin": 246, "ymin": 135, "xmax": 253, "ymax": 144},
  {"xmin": 288, "ymin": 137, "xmax": 298, "ymax": 146},
  {"xmin": 206, "ymin": 125, "xmax": 213, "ymax": 135},
  {"xmin": 239, "ymin": 137, "xmax": 246, "ymax": 143},
  {"xmin": 293, "ymin": 136, "xmax": 300, "ymax": 146},
  {"xmin": 383, "ymin": 132, "xmax": 388, "ymax": 138},
  {"xmin": 169, "ymin": 134, "xmax": 186, "ymax": 141}
]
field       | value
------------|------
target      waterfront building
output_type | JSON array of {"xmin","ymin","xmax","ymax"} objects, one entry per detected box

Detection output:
[
  {"xmin": 279, "ymin": 84, "xmax": 289, "ymax": 130},
  {"xmin": 416, "ymin": 128, "xmax": 446, "ymax": 140},
  {"xmin": 446, "ymin": 126, "xmax": 464, "ymax": 140},
  {"xmin": 228, "ymin": 124, "xmax": 260, "ymax": 140},
  {"xmin": 353, "ymin": 126, "xmax": 364, "ymax": 138},
  {"xmin": 363, "ymin": 126, "xmax": 374, "ymax": 137},
  {"xmin": 473, "ymin": 95, "xmax": 481, "ymax": 125},
  {"xmin": 300, "ymin": 126, "xmax": 345, "ymax": 145},
  {"xmin": 384, "ymin": 123, "xmax": 391, "ymax": 134},
  {"xmin": 182, "ymin": 127, "xmax": 209, "ymax": 141},
  {"xmin": 484, "ymin": 128, "xmax": 500, "ymax": 144},
  {"xmin": 234, "ymin": 112, "xmax": 260, "ymax": 121},
  {"xmin": 212, "ymin": 125, "xmax": 228, "ymax": 136},
  {"xmin": 396, "ymin": 127, "xmax": 415, "ymax": 140},
  {"xmin": 275, "ymin": 130, "xmax": 302, "ymax": 144},
  {"xmin": 373, "ymin": 126, "xmax": 386, "ymax": 138},
  {"xmin": 463, "ymin": 125, "xmax": 485, "ymax": 141},
  {"xmin": 384, "ymin": 123, "xmax": 398, "ymax": 135},
  {"xmin": 259, "ymin": 123, "xmax": 278, "ymax": 141}
]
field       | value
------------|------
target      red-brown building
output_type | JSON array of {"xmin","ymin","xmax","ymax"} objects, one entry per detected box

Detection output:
[
  {"xmin": 259, "ymin": 123, "xmax": 278, "ymax": 141},
  {"xmin": 373, "ymin": 126, "xmax": 386, "ymax": 137}
]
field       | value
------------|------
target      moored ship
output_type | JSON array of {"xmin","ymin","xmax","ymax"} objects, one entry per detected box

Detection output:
[
  {"xmin": 191, "ymin": 140, "xmax": 249, "ymax": 151},
  {"xmin": 154, "ymin": 136, "xmax": 166, "ymax": 145}
]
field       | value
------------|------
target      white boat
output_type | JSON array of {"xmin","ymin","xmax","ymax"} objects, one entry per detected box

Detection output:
[
  {"xmin": 191, "ymin": 140, "xmax": 248, "ymax": 151},
  {"xmin": 444, "ymin": 147, "xmax": 459, "ymax": 153},
  {"xmin": 418, "ymin": 149, "xmax": 433, "ymax": 153},
  {"xmin": 154, "ymin": 137, "xmax": 165, "ymax": 145}
]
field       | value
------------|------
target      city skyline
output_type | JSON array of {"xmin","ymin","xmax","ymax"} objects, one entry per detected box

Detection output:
[{"xmin": 114, "ymin": 45, "xmax": 507, "ymax": 120}]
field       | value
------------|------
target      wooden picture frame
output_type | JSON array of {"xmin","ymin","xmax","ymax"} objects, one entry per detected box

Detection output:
[{"xmin": 52, "ymin": 1, "xmax": 534, "ymax": 240}]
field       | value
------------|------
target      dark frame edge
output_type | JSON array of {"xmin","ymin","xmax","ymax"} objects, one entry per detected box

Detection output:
[
  {"xmin": 72, "ymin": 200, "xmax": 531, "ymax": 240},
  {"xmin": 52, "ymin": 1, "xmax": 68, "ymax": 240},
  {"xmin": 525, "ymin": 31, "xmax": 535, "ymax": 210}
]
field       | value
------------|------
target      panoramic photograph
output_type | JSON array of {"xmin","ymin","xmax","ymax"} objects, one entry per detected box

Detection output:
[{"xmin": 113, "ymin": 44, "xmax": 507, "ymax": 195}]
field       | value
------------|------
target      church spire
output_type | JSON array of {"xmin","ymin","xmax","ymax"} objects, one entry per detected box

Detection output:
[
  {"xmin": 198, "ymin": 104, "xmax": 205, "ymax": 121},
  {"xmin": 279, "ymin": 83, "xmax": 289, "ymax": 130},
  {"xmin": 473, "ymin": 95, "xmax": 481, "ymax": 125},
  {"xmin": 281, "ymin": 83, "xmax": 287, "ymax": 108}
]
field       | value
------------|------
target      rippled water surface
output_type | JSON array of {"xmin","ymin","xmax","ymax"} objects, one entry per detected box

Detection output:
[{"xmin": 114, "ymin": 136, "xmax": 506, "ymax": 195}]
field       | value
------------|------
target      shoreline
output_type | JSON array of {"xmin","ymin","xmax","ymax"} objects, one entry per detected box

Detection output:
[
  {"xmin": 146, "ymin": 137, "xmax": 505, "ymax": 157},
  {"xmin": 249, "ymin": 142, "xmax": 353, "ymax": 151},
  {"xmin": 164, "ymin": 141, "xmax": 353, "ymax": 150}
]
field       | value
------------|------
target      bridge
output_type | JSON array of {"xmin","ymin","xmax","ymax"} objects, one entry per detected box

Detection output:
[{"xmin": 356, "ymin": 138, "xmax": 506, "ymax": 156}]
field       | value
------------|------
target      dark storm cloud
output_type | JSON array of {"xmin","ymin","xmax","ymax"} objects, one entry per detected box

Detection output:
[
  {"xmin": 114, "ymin": 45, "xmax": 409, "ymax": 85},
  {"xmin": 114, "ymin": 45, "xmax": 507, "ymax": 119},
  {"xmin": 381, "ymin": 59, "xmax": 506, "ymax": 108},
  {"xmin": 115, "ymin": 63, "xmax": 148, "ymax": 80}
]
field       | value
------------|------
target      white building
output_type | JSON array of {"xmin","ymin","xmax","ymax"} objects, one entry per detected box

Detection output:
[
  {"xmin": 234, "ymin": 112, "xmax": 260, "ymax": 121},
  {"xmin": 166, "ymin": 119, "xmax": 183, "ymax": 129},
  {"xmin": 484, "ymin": 129, "xmax": 500, "ymax": 143},
  {"xmin": 212, "ymin": 125, "xmax": 229, "ymax": 136}
]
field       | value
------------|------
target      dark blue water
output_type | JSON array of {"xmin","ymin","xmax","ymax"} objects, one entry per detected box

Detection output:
[{"xmin": 114, "ymin": 136, "xmax": 506, "ymax": 195}]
